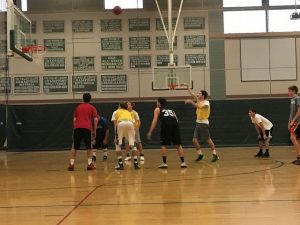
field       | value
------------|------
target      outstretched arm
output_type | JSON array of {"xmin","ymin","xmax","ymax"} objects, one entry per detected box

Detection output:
[
  {"xmin": 184, "ymin": 99, "xmax": 198, "ymax": 108},
  {"xmin": 147, "ymin": 107, "xmax": 160, "ymax": 140},
  {"xmin": 181, "ymin": 83, "xmax": 197, "ymax": 100}
]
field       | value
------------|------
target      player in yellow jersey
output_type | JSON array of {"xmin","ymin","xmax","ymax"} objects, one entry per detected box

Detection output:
[
  {"xmin": 124, "ymin": 102, "xmax": 145, "ymax": 161},
  {"xmin": 111, "ymin": 102, "xmax": 140, "ymax": 170},
  {"xmin": 182, "ymin": 83, "xmax": 219, "ymax": 162}
]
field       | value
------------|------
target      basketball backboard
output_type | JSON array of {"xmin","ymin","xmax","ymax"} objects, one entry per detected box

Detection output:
[
  {"xmin": 7, "ymin": 0, "xmax": 32, "ymax": 61},
  {"xmin": 152, "ymin": 66, "xmax": 192, "ymax": 90}
]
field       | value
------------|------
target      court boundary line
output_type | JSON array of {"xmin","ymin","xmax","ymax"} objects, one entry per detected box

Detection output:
[
  {"xmin": 55, "ymin": 185, "xmax": 101, "ymax": 225},
  {"xmin": 55, "ymin": 169, "xmax": 116, "ymax": 225},
  {"xmin": 1, "ymin": 198, "xmax": 300, "ymax": 209},
  {"xmin": 56, "ymin": 160, "xmax": 284, "ymax": 225},
  {"xmin": 103, "ymin": 160, "xmax": 285, "ymax": 187},
  {"xmin": 0, "ymin": 160, "xmax": 285, "ymax": 192},
  {"xmin": 0, "ymin": 160, "xmax": 286, "ymax": 225}
]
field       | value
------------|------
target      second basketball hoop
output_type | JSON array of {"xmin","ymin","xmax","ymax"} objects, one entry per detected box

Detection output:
[{"xmin": 22, "ymin": 45, "xmax": 47, "ymax": 65}]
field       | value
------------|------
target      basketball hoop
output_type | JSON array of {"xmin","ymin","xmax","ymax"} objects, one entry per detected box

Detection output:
[
  {"xmin": 168, "ymin": 83, "xmax": 178, "ymax": 90},
  {"xmin": 21, "ymin": 45, "xmax": 47, "ymax": 65}
]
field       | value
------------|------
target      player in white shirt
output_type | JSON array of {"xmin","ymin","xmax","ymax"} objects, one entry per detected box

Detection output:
[{"xmin": 249, "ymin": 109, "xmax": 273, "ymax": 158}]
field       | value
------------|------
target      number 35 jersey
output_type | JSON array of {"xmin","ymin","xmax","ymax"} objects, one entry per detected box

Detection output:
[{"xmin": 159, "ymin": 107, "xmax": 178, "ymax": 124}]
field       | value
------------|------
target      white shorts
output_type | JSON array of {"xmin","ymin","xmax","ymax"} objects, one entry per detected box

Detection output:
[
  {"xmin": 117, "ymin": 121, "xmax": 135, "ymax": 146},
  {"xmin": 123, "ymin": 128, "xmax": 142, "ymax": 144}
]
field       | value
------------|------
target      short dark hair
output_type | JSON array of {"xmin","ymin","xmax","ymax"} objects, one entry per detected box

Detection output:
[
  {"xmin": 128, "ymin": 101, "xmax": 135, "ymax": 107},
  {"xmin": 288, "ymin": 85, "xmax": 298, "ymax": 94},
  {"xmin": 83, "ymin": 93, "xmax": 91, "ymax": 103},
  {"xmin": 249, "ymin": 108, "xmax": 256, "ymax": 114},
  {"xmin": 158, "ymin": 97, "xmax": 167, "ymax": 107},
  {"xmin": 201, "ymin": 90, "xmax": 208, "ymax": 99},
  {"xmin": 119, "ymin": 102, "xmax": 128, "ymax": 109}
]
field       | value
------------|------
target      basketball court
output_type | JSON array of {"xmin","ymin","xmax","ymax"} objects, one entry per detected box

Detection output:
[
  {"xmin": 1, "ymin": 0, "xmax": 300, "ymax": 224},
  {"xmin": 0, "ymin": 147, "xmax": 299, "ymax": 225}
]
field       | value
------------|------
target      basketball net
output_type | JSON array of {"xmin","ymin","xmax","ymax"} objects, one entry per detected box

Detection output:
[
  {"xmin": 22, "ymin": 46, "xmax": 47, "ymax": 65},
  {"xmin": 168, "ymin": 83, "xmax": 178, "ymax": 90}
]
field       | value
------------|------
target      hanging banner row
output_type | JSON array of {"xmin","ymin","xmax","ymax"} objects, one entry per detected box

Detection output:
[
  {"xmin": 42, "ymin": 54, "xmax": 206, "ymax": 71},
  {"xmin": 34, "ymin": 17, "xmax": 205, "ymax": 33},
  {"xmin": 41, "ymin": 35, "xmax": 205, "ymax": 52},
  {"xmin": 0, "ymin": 74, "xmax": 127, "ymax": 94}
]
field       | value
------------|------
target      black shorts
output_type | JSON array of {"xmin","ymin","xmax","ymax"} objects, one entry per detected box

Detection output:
[
  {"xmin": 259, "ymin": 128, "xmax": 273, "ymax": 141},
  {"xmin": 161, "ymin": 122, "xmax": 182, "ymax": 146},
  {"xmin": 93, "ymin": 129, "xmax": 108, "ymax": 149},
  {"xmin": 73, "ymin": 128, "xmax": 92, "ymax": 150},
  {"xmin": 296, "ymin": 126, "xmax": 300, "ymax": 139}
]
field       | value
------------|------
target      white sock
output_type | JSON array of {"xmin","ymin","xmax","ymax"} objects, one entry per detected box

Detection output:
[
  {"xmin": 212, "ymin": 149, "xmax": 217, "ymax": 155},
  {"xmin": 117, "ymin": 156, "xmax": 123, "ymax": 164},
  {"xmin": 116, "ymin": 145, "xmax": 121, "ymax": 151},
  {"xmin": 103, "ymin": 149, "xmax": 108, "ymax": 156},
  {"xmin": 70, "ymin": 159, "xmax": 75, "ymax": 165},
  {"xmin": 134, "ymin": 155, "xmax": 138, "ymax": 159},
  {"xmin": 197, "ymin": 149, "xmax": 203, "ymax": 155},
  {"xmin": 92, "ymin": 150, "xmax": 97, "ymax": 156},
  {"xmin": 88, "ymin": 158, "xmax": 93, "ymax": 165}
]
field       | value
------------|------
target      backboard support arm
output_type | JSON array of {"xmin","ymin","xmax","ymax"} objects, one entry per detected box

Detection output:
[{"xmin": 155, "ymin": 0, "xmax": 184, "ymax": 66}]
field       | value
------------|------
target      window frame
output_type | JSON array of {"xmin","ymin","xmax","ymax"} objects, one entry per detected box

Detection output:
[
  {"xmin": 223, "ymin": 0, "xmax": 262, "ymax": 8},
  {"xmin": 223, "ymin": 10, "xmax": 267, "ymax": 34},
  {"xmin": 223, "ymin": 1, "xmax": 300, "ymax": 34},
  {"xmin": 104, "ymin": 0, "xmax": 143, "ymax": 10}
]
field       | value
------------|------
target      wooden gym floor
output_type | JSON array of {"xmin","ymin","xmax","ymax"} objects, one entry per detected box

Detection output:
[{"xmin": 0, "ymin": 147, "xmax": 299, "ymax": 225}]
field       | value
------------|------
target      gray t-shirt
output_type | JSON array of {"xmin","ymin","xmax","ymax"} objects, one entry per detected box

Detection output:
[{"xmin": 290, "ymin": 95, "xmax": 300, "ymax": 122}]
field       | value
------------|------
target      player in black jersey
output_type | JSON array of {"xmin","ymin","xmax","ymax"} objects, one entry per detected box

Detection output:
[{"xmin": 147, "ymin": 97, "xmax": 187, "ymax": 169}]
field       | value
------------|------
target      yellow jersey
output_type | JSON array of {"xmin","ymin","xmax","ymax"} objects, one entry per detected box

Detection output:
[
  {"xmin": 196, "ymin": 100, "xmax": 210, "ymax": 124},
  {"xmin": 115, "ymin": 109, "xmax": 133, "ymax": 122},
  {"xmin": 131, "ymin": 110, "xmax": 141, "ymax": 128}
]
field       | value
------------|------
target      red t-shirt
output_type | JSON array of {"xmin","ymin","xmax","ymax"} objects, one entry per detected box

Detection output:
[{"xmin": 74, "ymin": 103, "xmax": 97, "ymax": 131}]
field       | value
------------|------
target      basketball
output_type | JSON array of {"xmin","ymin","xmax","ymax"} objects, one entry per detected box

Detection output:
[{"xmin": 112, "ymin": 6, "xmax": 122, "ymax": 15}]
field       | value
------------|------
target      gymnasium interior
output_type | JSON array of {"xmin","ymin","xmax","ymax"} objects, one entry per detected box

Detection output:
[{"xmin": 0, "ymin": 0, "xmax": 300, "ymax": 224}]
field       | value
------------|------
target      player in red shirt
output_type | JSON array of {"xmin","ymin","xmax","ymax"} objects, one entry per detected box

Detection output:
[{"xmin": 68, "ymin": 93, "xmax": 98, "ymax": 171}]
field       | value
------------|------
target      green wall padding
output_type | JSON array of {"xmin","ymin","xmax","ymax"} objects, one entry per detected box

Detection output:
[{"xmin": 5, "ymin": 98, "xmax": 291, "ymax": 151}]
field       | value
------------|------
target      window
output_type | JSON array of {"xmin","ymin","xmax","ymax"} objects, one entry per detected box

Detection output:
[
  {"xmin": 224, "ymin": 11, "xmax": 266, "ymax": 33},
  {"xmin": 0, "ymin": 0, "xmax": 27, "ymax": 12},
  {"xmin": 0, "ymin": 0, "xmax": 7, "ymax": 11},
  {"xmin": 269, "ymin": 9, "xmax": 300, "ymax": 32},
  {"xmin": 269, "ymin": 0, "xmax": 298, "ymax": 6},
  {"xmin": 223, "ymin": 0, "xmax": 262, "ymax": 7},
  {"xmin": 104, "ymin": 0, "xmax": 143, "ymax": 9},
  {"xmin": 21, "ymin": 0, "xmax": 27, "ymax": 11}
]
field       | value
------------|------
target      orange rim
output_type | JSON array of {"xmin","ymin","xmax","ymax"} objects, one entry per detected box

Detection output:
[{"xmin": 22, "ymin": 45, "xmax": 47, "ymax": 53}]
